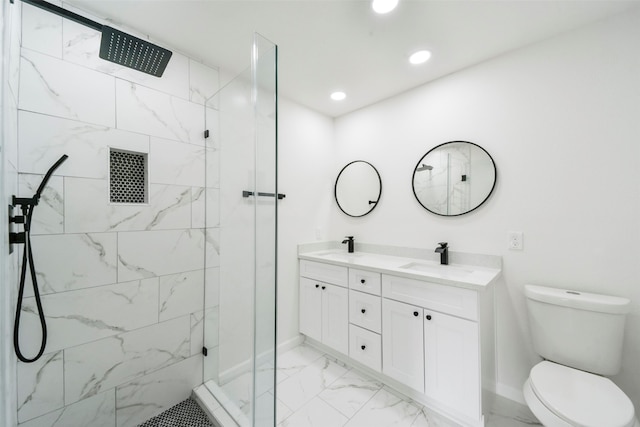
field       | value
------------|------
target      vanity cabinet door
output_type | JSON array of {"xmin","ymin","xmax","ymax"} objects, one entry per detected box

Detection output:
[
  {"xmin": 424, "ymin": 311, "xmax": 480, "ymax": 419},
  {"xmin": 382, "ymin": 299, "xmax": 424, "ymax": 393},
  {"xmin": 321, "ymin": 283, "xmax": 349, "ymax": 354},
  {"xmin": 299, "ymin": 278, "xmax": 322, "ymax": 342}
]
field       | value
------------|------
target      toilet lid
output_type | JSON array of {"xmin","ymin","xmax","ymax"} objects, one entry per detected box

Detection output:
[{"xmin": 530, "ymin": 361, "xmax": 635, "ymax": 427}]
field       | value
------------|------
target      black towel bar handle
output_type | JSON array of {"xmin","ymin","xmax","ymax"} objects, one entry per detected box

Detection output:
[{"xmin": 242, "ymin": 191, "xmax": 286, "ymax": 200}]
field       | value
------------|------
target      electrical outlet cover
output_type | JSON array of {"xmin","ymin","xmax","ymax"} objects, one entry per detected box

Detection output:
[{"xmin": 508, "ymin": 231, "xmax": 523, "ymax": 250}]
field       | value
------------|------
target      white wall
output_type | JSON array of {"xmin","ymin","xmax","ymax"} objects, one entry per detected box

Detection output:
[
  {"xmin": 277, "ymin": 98, "xmax": 335, "ymax": 344},
  {"xmin": 324, "ymin": 8, "xmax": 640, "ymax": 407}
]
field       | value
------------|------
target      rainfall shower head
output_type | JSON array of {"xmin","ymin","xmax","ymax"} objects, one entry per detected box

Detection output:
[
  {"xmin": 100, "ymin": 26, "xmax": 172, "ymax": 77},
  {"xmin": 416, "ymin": 164, "xmax": 433, "ymax": 172},
  {"xmin": 20, "ymin": 0, "xmax": 172, "ymax": 77}
]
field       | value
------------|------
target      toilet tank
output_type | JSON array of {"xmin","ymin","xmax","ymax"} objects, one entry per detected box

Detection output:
[{"xmin": 525, "ymin": 285, "xmax": 631, "ymax": 376}]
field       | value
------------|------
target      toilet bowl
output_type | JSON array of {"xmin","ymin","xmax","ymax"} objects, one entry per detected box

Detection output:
[{"xmin": 523, "ymin": 361, "xmax": 639, "ymax": 427}]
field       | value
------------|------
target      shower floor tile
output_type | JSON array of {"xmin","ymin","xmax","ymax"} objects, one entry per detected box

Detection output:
[{"xmin": 138, "ymin": 398, "xmax": 214, "ymax": 427}]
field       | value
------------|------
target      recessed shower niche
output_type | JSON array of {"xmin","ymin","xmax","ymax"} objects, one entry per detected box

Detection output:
[{"xmin": 109, "ymin": 148, "xmax": 148, "ymax": 204}]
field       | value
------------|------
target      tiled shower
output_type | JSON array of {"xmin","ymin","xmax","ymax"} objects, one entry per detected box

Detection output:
[{"xmin": 0, "ymin": 1, "xmax": 272, "ymax": 425}]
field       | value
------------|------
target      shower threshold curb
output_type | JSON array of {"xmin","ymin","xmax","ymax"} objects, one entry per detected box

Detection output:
[{"xmin": 193, "ymin": 383, "xmax": 242, "ymax": 427}]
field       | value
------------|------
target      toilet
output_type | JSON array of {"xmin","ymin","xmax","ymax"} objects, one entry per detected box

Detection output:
[{"xmin": 523, "ymin": 284, "xmax": 639, "ymax": 427}]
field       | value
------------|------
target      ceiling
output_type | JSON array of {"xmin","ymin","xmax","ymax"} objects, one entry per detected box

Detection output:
[{"xmin": 69, "ymin": 0, "xmax": 640, "ymax": 118}]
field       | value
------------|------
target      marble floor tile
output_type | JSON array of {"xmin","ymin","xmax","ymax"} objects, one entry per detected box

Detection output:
[
  {"xmin": 274, "ymin": 394, "xmax": 293, "ymax": 425},
  {"xmin": 318, "ymin": 368, "xmax": 383, "ymax": 418},
  {"xmin": 256, "ymin": 362, "xmax": 277, "ymax": 396},
  {"xmin": 277, "ymin": 343, "xmax": 324, "ymax": 377},
  {"xmin": 279, "ymin": 396, "xmax": 349, "ymax": 427},
  {"xmin": 411, "ymin": 406, "xmax": 461, "ymax": 427},
  {"xmin": 485, "ymin": 394, "xmax": 542, "ymax": 427},
  {"xmin": 254, "ymin": 391, "xmax": 281, "ymax": 426},
  {"xmin": 343, "ymin": 387, "xmax": 421, "ymax": 427},
  {"xmin": 203, "ymin": 344, "xmax": 541, "ymax": 427},
  {"xmin": 220, "ymin": 372, "xmax": 252, "ymax": 416},
  {"xmin": 277, "ymin": 356, "xmax": 349, "ymax": 412},
  {"xmin": 256, "ymin": 391, "xmax": 293, "ymax": 426}
]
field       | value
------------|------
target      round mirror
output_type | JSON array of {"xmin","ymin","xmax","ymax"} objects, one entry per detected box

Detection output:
[
  {"xmin": 412, "ymin": 141, "xmax": 496, "ymax": 216},
  {"xmin": 335, "ymin": 160, "xmax": 382, "ymax": 217}
]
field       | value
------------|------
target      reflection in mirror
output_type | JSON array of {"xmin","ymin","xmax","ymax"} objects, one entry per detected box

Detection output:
[
  {"xmin": 335, "ymin": 160, "xmax": 382, "ymax": 217},
  {"xmin": 412, "ymin": 141, "xmax": 496, "ymax": 216}
]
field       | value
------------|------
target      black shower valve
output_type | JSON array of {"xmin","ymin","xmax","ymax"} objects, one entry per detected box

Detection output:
[
  {"xmin": 12, "ymin": 195, "xmax": 39, "ymax": 208},
  {"xmin": 10, "ymin": 232, "xmax": 26, "ymax": 244},
  {"xmin": 10, "ymin": 214, "xmax": 25, "ymax": 224},
  {"xmin": 8, "ymin": 203, "xmax": 26, "ymax": 252}
]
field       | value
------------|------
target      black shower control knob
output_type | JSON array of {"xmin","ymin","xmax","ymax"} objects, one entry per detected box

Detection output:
[
  {"xmin": 361, "ymin": 308, "xmax": 366, "ymax": 314},
  {"xmin": 426, "ymin": 315, "xmax": 432, "ymax": 320},
  {"xmin": 413, "ymin": 311, "xmax": 419, "ymax": 317},
  {"xmin": 361, "ymin": 345, "xmax": 366, "ymax": 350}
]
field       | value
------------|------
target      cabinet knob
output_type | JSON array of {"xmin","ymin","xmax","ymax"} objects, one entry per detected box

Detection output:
[
  {"xmin": 413, "ymin": 311, "xmax": 419, "ymax": 317},
  {"xmin": 321, "ymin": 286, "xmax": 326, "ymax": 290},
  {"xmin": 426, "ymin": 314, "xmax": 432, "ymax": 321},
  {"xmin": 361, "ymin": 308, "xmax": 366, "ymax": 314},
  {"xmin": 361, "ymin": 345, "xmax": 366, "ymax": 350},
  {"xmin": 360, "ymin": 279, "xmax": 366, "ymax": 284},
  {"xmin": 315, "ymin": 284, "xmax": 319, "ymax": 288}
]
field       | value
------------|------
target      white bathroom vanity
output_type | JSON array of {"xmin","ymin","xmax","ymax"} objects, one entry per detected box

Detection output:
[{"xmin": 298, "ymin": 243, "xmax": 502, "ymax": 427}]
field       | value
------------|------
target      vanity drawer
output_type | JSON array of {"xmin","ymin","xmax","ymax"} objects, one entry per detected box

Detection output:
[
  {"xmin": 349, "ymin": 324, "xmax": 382, "ymax": 372},
  {"xmin": 382, "ymin": 274, "xmax": 478, "ymax": 321},
  {"xmin": 349, "ymin": 268, "xmax": 381, "ymax": 295},
  {"xmin": 300, "ymin": 260, "xmax": 348, "ymax": 287},
  {"xmin": 349, "ymin": 290, "xmax": 382, "ymax": 333}
]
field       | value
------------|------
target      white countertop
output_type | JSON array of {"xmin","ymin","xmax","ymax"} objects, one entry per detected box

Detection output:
[{"xmin": 299, "ymin": 249, "xmax": 501, "ymax": 291}]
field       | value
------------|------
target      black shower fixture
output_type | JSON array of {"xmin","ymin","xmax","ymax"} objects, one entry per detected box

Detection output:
[
  {"xmin": 10, "ymin": 154, "xmax": 69, "ymax": 363},
  {"xmin": 18, "ymin": 0, "xmax": 173, "ymax": 77}
]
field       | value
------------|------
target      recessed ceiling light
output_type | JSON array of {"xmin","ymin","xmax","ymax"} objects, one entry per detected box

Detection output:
[
  {"xmin": 331, "ymin": 91, "xmax": 346, "ymax": 101},
  {"xmin": 372, "ymin": 0, "xmax": 398, "ymax": 14},
  {"xmin": 409, "ymin": 50, "xmax": 432, "ymax": 65}
]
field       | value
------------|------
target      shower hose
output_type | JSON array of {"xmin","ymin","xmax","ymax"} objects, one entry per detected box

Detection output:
[{"xmin": 13, "ymin": 154, "xmax": 68, "ymax": 363}]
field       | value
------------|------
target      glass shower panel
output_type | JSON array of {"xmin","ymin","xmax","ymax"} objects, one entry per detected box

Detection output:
[
  {"xmin": 252, "ymin": 34, "xmax": 277, "ymax": 427},
  {"xmin": 203, "ymin": 33, "xmax": 277, "ymax": 427}
]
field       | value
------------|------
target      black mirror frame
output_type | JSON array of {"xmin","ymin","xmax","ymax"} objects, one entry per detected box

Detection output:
[
  {"xmin": 335, "ymin": 160, "xmax": 382, "ymax": 218},
  {"xmin": 412, "ymin": 141, "xmax": 497, "ymax": 217}
]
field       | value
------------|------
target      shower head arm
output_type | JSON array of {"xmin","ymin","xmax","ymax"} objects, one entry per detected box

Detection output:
[{"xmin": 20, "ymin": 0, "xmax": 102, "ymax": 32}]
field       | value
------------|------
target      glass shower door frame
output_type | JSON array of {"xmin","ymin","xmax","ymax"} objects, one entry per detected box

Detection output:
[{"xmin": 202, "ymin": 33, "xmax": 278, "ymax": 427}]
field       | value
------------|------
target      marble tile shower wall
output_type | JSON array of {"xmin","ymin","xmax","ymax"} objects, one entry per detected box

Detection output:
[{"xmin": 14, "ymin": 4, "xmax": 220, "ymax": 427}]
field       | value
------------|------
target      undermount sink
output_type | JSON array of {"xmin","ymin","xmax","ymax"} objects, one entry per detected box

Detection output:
[
  {"xmin": 399, "ymin": 262, "xmax": 474, "ymax": 277},
  {"xmin": 315, "ymin": 251, "xmax": 364, "ymax": 260}
]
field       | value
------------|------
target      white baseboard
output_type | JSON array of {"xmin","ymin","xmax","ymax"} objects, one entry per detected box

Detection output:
[
  {"xmin": 277, "ymin": 334, "xmax": 304, "ymax": 355},
  {"xmin": 218, "ymin": 334, "xmax": 304, "ymax": 385},
  {"xmin": 495, "ymin": 382, "xmax": 526, "ymax": 405}
]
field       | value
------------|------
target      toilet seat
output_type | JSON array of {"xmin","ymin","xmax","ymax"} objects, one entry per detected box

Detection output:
[{"xmin": 528, "ymin": 361, "xmax": 635, "ymax": 427}]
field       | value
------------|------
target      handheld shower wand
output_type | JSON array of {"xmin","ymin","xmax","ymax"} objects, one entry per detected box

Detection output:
[{"xmin": 10, "ymin": 154, "xmax": 68, "ymax": 363}]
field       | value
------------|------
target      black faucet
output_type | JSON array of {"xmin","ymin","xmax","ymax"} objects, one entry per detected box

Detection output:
[
  {"xmin": 435, "ymin": 242, "xmax": 448, "ymax": 265},
  {"xmin": 342, "ymin": 236, "xmax": 354, "ymax": 253}
]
